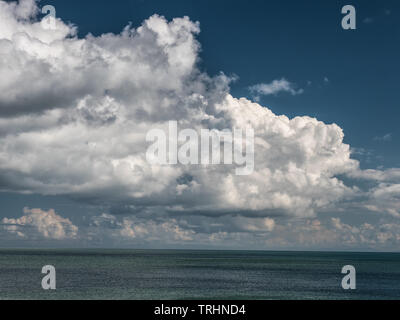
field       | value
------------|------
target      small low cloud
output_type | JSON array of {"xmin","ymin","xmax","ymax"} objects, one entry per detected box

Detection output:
[
  {"xmin": 249, "ymin": 78, "xmax": 303, "ymax": 100},
  {"xmin": 90, "ymin": 214, "xmax": 195, "ymax": 243},
  {"xmin": 2, "ymin": 208, "xmax": 78, "ymax": 240}
]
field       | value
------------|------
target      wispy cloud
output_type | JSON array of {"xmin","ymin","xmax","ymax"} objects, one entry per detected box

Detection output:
[
  {"xmin": 374, "ymin": 133, "xmax": 392, "ymax": 142},
  {"xmin": 249, "ymin": 78, "xmax": 303, "ymax": 100}
]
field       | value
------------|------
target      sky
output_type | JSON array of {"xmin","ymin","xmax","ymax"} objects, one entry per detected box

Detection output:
[{"xmin": 0, "ymin": 0, "xmax": 400, "ymax": 251}]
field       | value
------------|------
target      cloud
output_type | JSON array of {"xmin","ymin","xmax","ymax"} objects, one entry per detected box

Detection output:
[
  {"xmin": 0, "ymin": 0, "xmax": 399, "ymax": 242},
  {"xmin": 89, "ymin": 213, "xmax": 195, "ymax": 243},
  {"xmin": 249, "ymin": 78, "xmax": 304, "ymax": 99},
  {"xmin": 347, "ymin": 168, "xmax": 400, "ymax": 218},
  {"xmin": 366, "ymin": 184, "xmax": 400, "ymax": 218},
  {"xmin": 0, "ymin": 0, "xmax": 363, "ymax": 220},
  {"xmin": 330, "ymin": 218, "xmax": 400, "ymax": 247},
  {"xmin": 349, "ymin": 168, "xmax": 400, "ymax": 182},
  {"xmin": 86, "ymin": 213, "xmax": 400, "ymax": 250},
  {"xmin": 88, "ymin": 213, "xmax": 276, "ymax": 246},
  {"xmin": 374, "ymin": 133, "xmax": 392, "ymax": 142},
  {"xmin": 2, "ymin": 207, "xmax": 78, "ymax": 239}
]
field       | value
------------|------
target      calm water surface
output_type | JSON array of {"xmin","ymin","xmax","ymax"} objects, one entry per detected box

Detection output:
[{"xmin": 0, "ymin": 249, "xmax": 399, "ymax": 300}]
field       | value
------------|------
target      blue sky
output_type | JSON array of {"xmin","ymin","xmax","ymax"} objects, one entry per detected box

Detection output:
[{"xmin": 0, "ymin": 0, "xmax": 400, "ymax": 250}]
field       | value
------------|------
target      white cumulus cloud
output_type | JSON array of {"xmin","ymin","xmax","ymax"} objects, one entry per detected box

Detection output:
[{"xmin": 2, "ymin": 207, "xmax": 78, "ymax": 240}]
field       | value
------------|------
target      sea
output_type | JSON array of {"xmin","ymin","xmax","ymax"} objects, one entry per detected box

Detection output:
[{"xmin": 0, "ymin": 249, "xmax": 399, "ymax": 300}]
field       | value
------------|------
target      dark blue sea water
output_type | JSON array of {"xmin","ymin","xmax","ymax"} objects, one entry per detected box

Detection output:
[{"xmin": 0, "ymin": 249, "xmax": 399, "ymax": 300}]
